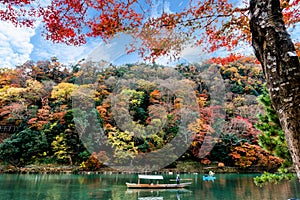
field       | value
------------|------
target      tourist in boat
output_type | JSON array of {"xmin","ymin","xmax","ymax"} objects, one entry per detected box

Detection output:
[
  {"xmin": 209, "ymin": 171, "xmax": 215, "ymax": 177},
  {"xmin": 176, "ymin": 174, "xmax": 181, "ymax": 184}
]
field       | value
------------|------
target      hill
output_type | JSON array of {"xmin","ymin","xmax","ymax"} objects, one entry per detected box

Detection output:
[{"xmin": 0, "ymin": 57, "xmax": 284, "ymax": 172}]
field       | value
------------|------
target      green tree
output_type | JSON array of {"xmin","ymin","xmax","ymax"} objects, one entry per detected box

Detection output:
[
  {"xmin": 254, "ymin": 86, "xmax": 295, "ymax": 186},
  {"xmin": 256, "ymin": 86, "xmax": 292, "ymax": 167},
  {"xmin": 0, "ymin": 129, "xmax": 48, "ymax": 167}
]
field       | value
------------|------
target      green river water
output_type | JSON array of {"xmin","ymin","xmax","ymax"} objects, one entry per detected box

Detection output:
[{"xmin": 0, "ymin": 173, "xmax": 299, "ymax": 200}]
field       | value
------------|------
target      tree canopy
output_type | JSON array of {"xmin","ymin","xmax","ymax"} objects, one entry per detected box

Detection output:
[{"xmin": 1, "ymin": 0, "xmax": 299, "ymax": 59}]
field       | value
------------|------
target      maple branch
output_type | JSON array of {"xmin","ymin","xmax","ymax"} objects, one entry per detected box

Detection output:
[
  {"xmin": 204, "ymin": 15, "xmax": 221, "ymax": 29},
  {"xmin": 161, "ymin": 14, "xmax": 232, "ymax": 28},
  {"xmin": 234, "ymin": 7, "xmax": 250, "ymax": 12},
  {"xmin": 234, "ymin": 7, "xmax": 250, "ymax": 18}
]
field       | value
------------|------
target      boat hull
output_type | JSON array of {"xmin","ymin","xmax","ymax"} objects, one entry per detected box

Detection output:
[
  {"xmin": 126, "ymin": 182, "xmax": 192, "ymax": 189},
  {"xmin": 203, "ymin": 176, "xmax": 216, "ymax": 181}
]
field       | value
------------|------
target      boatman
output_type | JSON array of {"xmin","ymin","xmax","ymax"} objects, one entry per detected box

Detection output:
[
  {"xmin": 209, "ymin": 171, "xmax": 215, "ymax": 177},
  {"xmin": 176, "ymin": 174, "xmax": 181, "ymax": 184}
]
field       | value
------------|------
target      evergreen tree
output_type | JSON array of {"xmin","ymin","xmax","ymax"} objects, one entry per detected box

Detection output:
[{"xmin": 256, "ymin": 86, "xmax": 292, "ymax": 167}]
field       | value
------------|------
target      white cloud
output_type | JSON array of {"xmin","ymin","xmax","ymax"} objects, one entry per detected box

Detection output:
[
  {"xmin": 30, "ymin": 28, "xmax": 100, "ymax": 65},
  {"xmin": 150, "ymin": 0, "xmax": 173, "ymax": 18},
  {"xmin": 87, "ymin": 34, "xmax": 209, "ymax": 67},
  {"xmin": 0, "ymin": 20, "xmax": 112, "ymax": 68},
  {"xmin": 0, "ymin": 21, "xmax": 35, "ymax": 67},
  {"xmin": 86, "ymin": 41, "xmax": 124, "ymax": 63},
  {"xmin": 181, "ymin": 45, "xmax": 206, "ymax": 63},
  {"xmin": 86, "ymin": 34, "xmax": 137, "ymax": 64}
]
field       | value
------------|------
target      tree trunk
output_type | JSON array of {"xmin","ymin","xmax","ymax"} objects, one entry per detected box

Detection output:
[{"xmin": 249, "ymin": 0, "xmax": 300, "ymax": 180}]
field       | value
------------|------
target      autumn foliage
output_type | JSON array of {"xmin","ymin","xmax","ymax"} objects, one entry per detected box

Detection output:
[
  {"xmin": 0, "ymin": 56, "xmax": 285, "ymax": 170},
  {"xmin": 230, "ymin": 143, "xmax": 283, "ymax": 170},
  {"xmin": 0, "ymin": 0, "xmax": 299, "ymax": 59}
]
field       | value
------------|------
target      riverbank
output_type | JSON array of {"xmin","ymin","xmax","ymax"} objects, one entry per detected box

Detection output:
[{"xmin": 0, "ymin": 161, "xmax": 286, "ymax": 175}]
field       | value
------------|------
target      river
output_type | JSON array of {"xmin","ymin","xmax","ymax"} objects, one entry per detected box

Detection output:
[{"xmin": 0, "ymin": 173, "xmax": 299, "ymax": 200}]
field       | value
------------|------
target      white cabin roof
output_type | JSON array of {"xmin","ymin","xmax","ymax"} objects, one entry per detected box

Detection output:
[
  {"xmin": 138, "ymin": 175, "xmax": 164, "ymax": 180},
  {"xmin": 138, "ymin": 197, "xmax": 163, "ymax": 200}
]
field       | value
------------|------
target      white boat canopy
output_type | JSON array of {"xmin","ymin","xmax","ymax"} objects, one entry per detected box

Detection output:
[
  {"xmin": 138, "ymin": 197, "xmax": 163, "ymax": 200},
  {"xmin": 138, "ymin": 175, "xmax": 164, "ymax": 180}
]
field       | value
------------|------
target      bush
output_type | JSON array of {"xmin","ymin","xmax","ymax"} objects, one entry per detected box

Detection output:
[{"xmin": 80, "ymin": 152, "xmax": 105, "ymax": 171}]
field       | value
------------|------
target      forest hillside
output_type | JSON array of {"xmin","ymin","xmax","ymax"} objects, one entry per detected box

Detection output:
[{"xmin": 0, "ymin": 56, "xmax": 289, "ymax": 172}]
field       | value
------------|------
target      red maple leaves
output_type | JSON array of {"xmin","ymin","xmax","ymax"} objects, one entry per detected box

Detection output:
[{"xmin": 0, "ymin": 0, "xmax": 299, "ymax": 58}]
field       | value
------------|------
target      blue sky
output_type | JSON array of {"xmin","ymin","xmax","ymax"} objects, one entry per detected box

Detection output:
[
  {"xmin": 0, "ymin": 20, "xmax": 100, "ymax": 67},
  {"xmin": 0, "ymin": 0, "xmax": 299, "ymax": 68},
  {"xmin": 0, "ymin": 0, "xmax": 207, "ymax": 67}
]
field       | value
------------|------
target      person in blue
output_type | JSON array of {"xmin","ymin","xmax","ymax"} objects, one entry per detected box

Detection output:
[{"xmin": 176, "ymin": 174, "xmax": 181, "ymax": 184}]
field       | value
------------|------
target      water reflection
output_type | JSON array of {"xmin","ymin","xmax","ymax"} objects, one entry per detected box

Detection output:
[
  {"xmin": 125, "ymin": 188, "xmax": 192, "ymax": 200},
  {"xmin": 0, "ymin": 173, "xmax": 299, "ymax": 200}
]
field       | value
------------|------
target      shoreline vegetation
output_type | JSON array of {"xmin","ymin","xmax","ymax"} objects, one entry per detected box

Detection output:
[{"xmin": 0, "ymin": 161, "xmax": 292, "ymax": 175}]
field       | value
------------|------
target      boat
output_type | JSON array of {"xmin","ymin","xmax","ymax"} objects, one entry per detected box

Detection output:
[
  {"xmin": 202, "ymin": 175, "xmax": 216, "ymax": 181},
  {"xmin": 126, "ymin": 175, "xmax": 192, "ymax": 189}
]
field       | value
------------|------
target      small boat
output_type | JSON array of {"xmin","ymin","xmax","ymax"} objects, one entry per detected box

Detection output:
[
  {"xmin": 126, "ymin": 175, "xmax": 192, "ymax": 189},
  {"xmin": 202, "ymin": 175, "xmax": 216, "ymax": 181}
]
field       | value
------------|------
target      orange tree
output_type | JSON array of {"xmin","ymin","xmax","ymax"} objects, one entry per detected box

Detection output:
[
  {"xmin": 1, "ymin": 0, "xmax": 300, "ymax": 179},
  {"xmin": 229, "ymin": 142, "xmax": 283, "ymax": 171}
]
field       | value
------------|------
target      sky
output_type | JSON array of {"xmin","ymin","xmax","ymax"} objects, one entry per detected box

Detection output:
[
  {"xmin": 0, "ymin": 0, "xmax": 299, "ymax": 68},
  {"xmin": 0, "ymin": 0, "xmax": 204, "ymax": 68},
  {"xmin": 0, "ymin": 19, "xmax": 206, "ymax": 68},
  {"xmin": 0, "ymin": 21, "xmax": 102, "ymax": 68}
]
